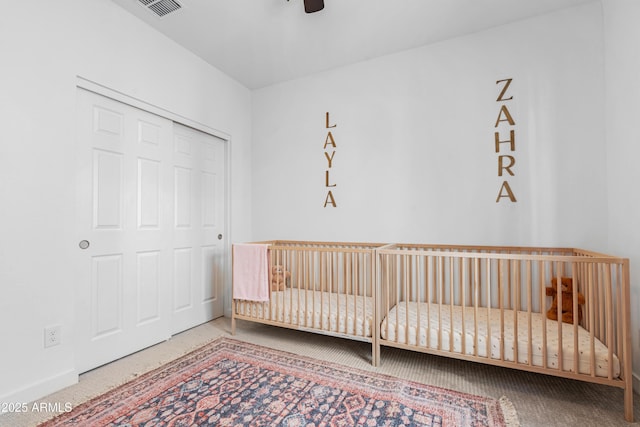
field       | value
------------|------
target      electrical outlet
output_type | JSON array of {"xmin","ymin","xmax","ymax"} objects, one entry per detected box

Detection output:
[{"xmin": 44, "ymin": 325, "xmax": 61, "ymax": 348}]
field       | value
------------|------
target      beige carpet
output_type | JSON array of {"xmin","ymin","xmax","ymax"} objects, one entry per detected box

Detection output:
[{"xmin": 2, "ymin": 317, "xmax": 638, "ymax": 426}]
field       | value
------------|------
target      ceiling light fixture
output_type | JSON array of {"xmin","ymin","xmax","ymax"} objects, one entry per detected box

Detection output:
[{"xmin": 288, "ymin": 0, "xmax": 325, "ymax": 14}]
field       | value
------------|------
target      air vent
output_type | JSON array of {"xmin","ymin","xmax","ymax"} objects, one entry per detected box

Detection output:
[{"xmin": 138, "ymin": 0, "xmax": 182, "ymax": 18}]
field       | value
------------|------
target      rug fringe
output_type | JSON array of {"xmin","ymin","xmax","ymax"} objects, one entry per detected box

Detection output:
[{"xmin": 499, "ymin": 396, "xmax": 520, "ymax": 427}]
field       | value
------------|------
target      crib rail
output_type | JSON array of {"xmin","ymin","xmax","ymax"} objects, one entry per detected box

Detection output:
[{"xmin": 375, "ymin": 243, "xmax": 632, "ymax": 420}]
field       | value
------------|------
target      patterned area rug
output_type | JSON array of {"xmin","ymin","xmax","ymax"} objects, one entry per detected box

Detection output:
[{"xmin": 40, "ymin": 337, "xmax": 518, "ymax": 426}]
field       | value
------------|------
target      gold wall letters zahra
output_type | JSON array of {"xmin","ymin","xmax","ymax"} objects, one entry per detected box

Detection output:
[{"xmin": 495, "ymin": 79, "xmax": 517, "ymax": 203}]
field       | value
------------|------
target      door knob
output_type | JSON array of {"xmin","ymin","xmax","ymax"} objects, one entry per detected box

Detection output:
[
  {"xmin": 218, "ymin": 234, "xmax": 223, "ymax": 240},
  {"xmin": 79, "ymin": 240, "xmax": 90, "ymax": 249}
]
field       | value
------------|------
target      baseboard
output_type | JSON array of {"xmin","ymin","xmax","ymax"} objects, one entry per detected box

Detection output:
[{"xmin": 0, "ymin": 369, "xmax": 78, "ymax": 407}]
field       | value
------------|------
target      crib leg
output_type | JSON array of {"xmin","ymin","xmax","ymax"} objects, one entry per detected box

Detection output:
[
  {"xmin": 231, "ymin": 313, "xmax": 236, "ymax": 336},
  {"xmin": 371, "ymin": 342, "xmax": 376, "ymax": 366},
  {"xmin": 372, "ymin": 341, "xmax": 380, "ymax": 367},
  {"xmin": 624, "ymin": 385, "xmax": 634, "ymax": 422}
]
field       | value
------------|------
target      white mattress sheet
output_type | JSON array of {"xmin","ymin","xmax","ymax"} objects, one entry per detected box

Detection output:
[
  {"xmin": 380, "ymin": 302, "xmax": 620, "ymax": 378},
  {"xmin": 236, "ymin": 288, "xmax": 374, "ymax": 338}
]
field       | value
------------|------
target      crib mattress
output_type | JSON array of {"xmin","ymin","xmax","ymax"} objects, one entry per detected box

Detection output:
[
  {"xmin": 236, "ymin": 288, "xmax": 374, "ymax": 338},
  {"xmin": 380, "ymin": 302, "xmax": 620, "ymax": 378}
]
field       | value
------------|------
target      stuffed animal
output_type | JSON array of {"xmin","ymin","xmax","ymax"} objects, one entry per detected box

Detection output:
[
  {"xmin": 270, "ymin": 265, "xmax": 290, "ymax": 291},
  {"xmin": 545, "ymin": 277, "xmax": 585, "ymax": 324}
]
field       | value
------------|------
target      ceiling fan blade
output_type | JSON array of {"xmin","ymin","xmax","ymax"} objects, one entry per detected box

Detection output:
[{"xmin": 304, "ymin": 0, "xmax": 324, "ymax": 13}]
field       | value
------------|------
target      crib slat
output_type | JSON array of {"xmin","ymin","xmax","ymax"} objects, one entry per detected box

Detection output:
[
  {"xmin": 461, "ymin": 257, "xmax": 467, "ymax": 356},
  {"xmin": 555, "ymin": 272, "xmax": 564, "ymax": 373},
  {"xmin": 473, "ymin": 257, "xmax": 480, "ymax": 358},
  {"xmin": 352, "ymin": 252, "xmax": 357, "ymax": 337},
  {"xmin": 330, "ymin": 251, "xmax": 336, "ymax": 332},
  {"xmin": 571, "ymin": 265, "xmax": 579, "ymax": 376},
  {"xmin": 615, "ymin": 264, "xmax": 623, "ymax": 372},
  {"xmin": 498, "ymin": 259, "xmax": 505, "ymax": 361},
  {"xmin": 328, "ymin": 251, "xmax": 332, "ymax": 331},
  {"xmin": 404, "ymin": 254, "xmax": 410, "ymax": 345},
  {"xmin": 394, "ymin": 254, "xmax": 400, "ymax": 346},
  {"xmin": 486, "ymin": 258, "xmax": 492, "ymax": 361},
  {"xmin": 426, "ymin": 255, "xmax": 432, "ymax": 349},
  {"xmin": 540, "ymin": 261, "xmax": 548, "ymax": 370},
  {"xmin": 599, "ymin": 264, "xmax": 605, "ymax": 341},
  {"xmin": 438, "ymin": 256, "xmax": 443, "ymax": 351},
  {"xmin": 385, "ymin": 253, "xmax": 391, "ymax": 347},
  {"xmin": 317, "ymin": 250, "xmax": 323, "ymax": 329},
  {"xmin": 306, "ymin": 250, "xmax": 312, "ymax": 327},
  {"xmin": 448, "ymin": 256, "xmax": 454, "ymax": 353},
  {"xmin": 513, "ymin": 259, "xmax": 520, "ymax": 365},
  {"xmin": 526, "ymin": 260, "xmax": 533, "ymax": 367},
  {"xmin": 417, "ymin": 254, "xmax": 423, "ymax": 348},
  {"xmin": 605, "ymin": 264, "xmax": 614, "ymax": 380},
  {"xmin": 589, "ymin": 264, "xmax": 596, "ymax": 376},
  {"xmin": 313, "ymin": 251, "xmax": 319, "ymax": 329},
  {"xmin": 286, "ymin": 249, "xmax": 293, "ymax": 326}
]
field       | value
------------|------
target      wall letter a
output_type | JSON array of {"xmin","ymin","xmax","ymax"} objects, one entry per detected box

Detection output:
[
  {"xmin": 324, "ymin": 191, "xmax": 337, "ymax": 207},
  {"xmin": 324, "ymin": 132, "xmax": 336, "ymax": 149},
  {"xmin": 496, "ymin": 181, "xmax": 517, "ymax": 203},
  {"xmin": 494, "ymin": 105, "xmax": 515, "ymax": 127}
]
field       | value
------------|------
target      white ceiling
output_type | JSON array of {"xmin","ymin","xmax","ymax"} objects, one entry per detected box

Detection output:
[{"xmin": 111, "ymin": 0, "xmax": 595, "ymax": 90}]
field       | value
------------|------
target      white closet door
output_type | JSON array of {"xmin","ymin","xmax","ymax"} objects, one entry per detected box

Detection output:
[
  {"xmin": 75, "ymin": 89, "xmax": 173, "ymax": 373},
  {"xmin": 171, "ymin": 123, "xmax": 226, "ymax": 334}
]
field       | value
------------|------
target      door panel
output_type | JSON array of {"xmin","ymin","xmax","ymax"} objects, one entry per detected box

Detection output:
[
  {"xmin": 174, "ymin": 166, "xmax": 192, "ymax": 228},
  {"xmin": 173, "ymin": 248, "xmax": 193, "ymax": 312},
  {"xmin": 92, "ymin": 254, "xmax": 123, "ymax": 338},
  {"xmin": 136, "ymin": 250, "xmax": 161, "ymax": 325},
  {"xmin": 138, "ymin": 159, "xmax": 160, "ymax": 228},
  {"xmin": 93, "ymin": 150, "xmax": 124, "ymax": 229}
]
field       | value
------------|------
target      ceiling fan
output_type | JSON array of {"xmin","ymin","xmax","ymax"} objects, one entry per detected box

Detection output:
[{"xmin": 288, "ymin": 0, "xmax": 325, "ymax": 14}]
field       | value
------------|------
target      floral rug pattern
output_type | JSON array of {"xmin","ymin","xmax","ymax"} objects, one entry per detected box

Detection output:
[{"xmin": 40, "ymin": 338, "xmax": 516, "ymax": 426}]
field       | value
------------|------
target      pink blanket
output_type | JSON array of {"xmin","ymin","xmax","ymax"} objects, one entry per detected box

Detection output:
[{"xmin": 233, "ymin": 243, "xmax": 270, "ymax": 302}]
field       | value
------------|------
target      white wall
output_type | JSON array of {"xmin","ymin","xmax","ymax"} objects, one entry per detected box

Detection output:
[
  {"xmin": 0, "ymin": 0, "xmax": 252, "ymax": 404},
  {"xmin": 602, "ymin": 0, "xmax": 640, "ymax": 388},
  {"xmin": 252, "ymin": 3, "xmax": 606, "ymax": 249}
]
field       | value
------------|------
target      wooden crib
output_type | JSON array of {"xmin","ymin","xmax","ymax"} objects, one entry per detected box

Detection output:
[
  {"xmin": 232, "ymin": 240, "xmax": 382, "ymax": 364},
  {"xmin": 231, "ymin": 241, "xmax": 633, "ymax": 421},
  {"xmin": 375, "ymin": 243, "xmax": 633, "ymax": 422}
]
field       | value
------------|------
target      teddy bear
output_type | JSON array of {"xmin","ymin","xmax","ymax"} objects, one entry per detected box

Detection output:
[
  {"xmin": 545, "ymin": 277, "xmax": 585, "ymax": 324},
  {"xmin": 270, "ymin": 265, "xmax": 290, "ymax": 291}
]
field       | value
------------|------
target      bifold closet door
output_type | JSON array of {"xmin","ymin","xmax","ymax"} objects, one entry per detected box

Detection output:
[{"xmin": 75, "ymin": 88, "xmax": 174, "ymax": 372}]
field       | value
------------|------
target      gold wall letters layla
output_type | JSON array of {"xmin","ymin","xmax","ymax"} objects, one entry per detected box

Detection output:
[
  {"xmin": 494, "ymin": 78, "xmax": 517, "ymax": 203},
  {"xmin": 324, "ymin": 112, "xmax": 337, "ymax": 207}
]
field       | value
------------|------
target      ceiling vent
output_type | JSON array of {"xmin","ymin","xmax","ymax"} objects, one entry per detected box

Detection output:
[{"xmin": 138, "ymin": 0, "xmax": 182, "ymax": 18}]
